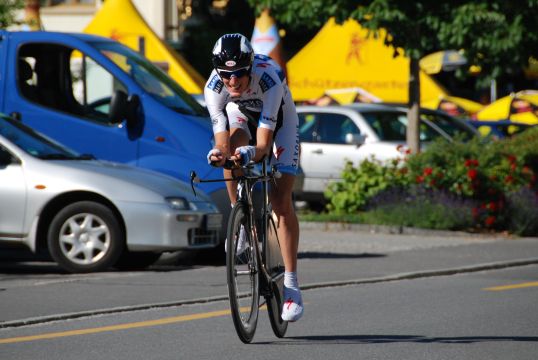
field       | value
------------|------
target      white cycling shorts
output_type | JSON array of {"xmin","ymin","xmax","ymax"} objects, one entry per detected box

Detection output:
[{"xmin": 226, "ymin": 101, "xmax": 300, "ymax": 175}]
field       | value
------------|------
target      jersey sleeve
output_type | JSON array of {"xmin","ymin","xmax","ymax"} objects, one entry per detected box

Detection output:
[
  {"xmin": 204, "ymin": 71, "xmax": 229, "ymax": 134},
  {"xmin": 257, "ymin": 69, "xmax": 284, "ymax": 131}
]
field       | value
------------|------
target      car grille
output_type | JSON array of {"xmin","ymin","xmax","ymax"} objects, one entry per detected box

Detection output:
[{"xmin": 188, "ymin": 228, "xmax": 220, "ymax": 247}]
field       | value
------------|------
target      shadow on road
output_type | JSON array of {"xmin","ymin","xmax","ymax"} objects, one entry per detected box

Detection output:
[
  {"xmin": 298, "ymin": 252, "xmax": 386, "ymax": 259},
  {"xmin": 0, "ymin": 247, "xmax": 227, "ymax": 274},
  {"xmin": 259, "ymin": 334, "xmax": 538, "ymax": 345}
]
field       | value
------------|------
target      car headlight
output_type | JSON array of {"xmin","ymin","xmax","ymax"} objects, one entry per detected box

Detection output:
[{"xmin": 165, "ymin": 197, "xmax": 191, "ymax": 210}]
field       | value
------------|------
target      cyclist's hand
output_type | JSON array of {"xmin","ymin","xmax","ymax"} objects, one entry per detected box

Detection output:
[
  {"xmin": 207, "ymin": 148, "xmax": 225, "ymax": 167},
  {"xmin": 232, "ymin": 145, "xmax": 256, "ymax": 166}
]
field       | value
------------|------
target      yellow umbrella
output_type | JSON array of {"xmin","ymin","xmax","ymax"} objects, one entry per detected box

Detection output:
[
  {"xmin": 476, "ymin": 90, "xmax": 538, "ymax": 125},
  {"xmin": 325, "ymin": 87, "xmax": 382, "ymax": 104},
  {"xmin": 422, "ymin": 95, "xmax": 483, "ymax": 117},
  {"xmin": 304, "ymin": 87, "xmax": 382, "ymax": 106},
  {"xmin": 419, "ymin": 50, "xmax": 467, "ymax": 75}
]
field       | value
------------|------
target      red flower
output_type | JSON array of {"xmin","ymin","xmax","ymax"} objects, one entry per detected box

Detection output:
[
  {"xmin": 467, "ymin": 169, "xmax": 478, "ymax": 180},
  {"xmin": 465, "ymin": 159, "xmax": 479, "ymax": 167},
  {"xmin": 507, "ymin": 154, "xmax": 517, "ymax": 164},
  {"xmin": 423, "ymin": 167, "xmax": 433, "ymax": 176},
  {"xmin": 488, "ymin": 201, "xmax": 497, "ymax": 211},
  {"xmin": 505, "ymin": 175, "xmax": 514, "ymax": 184},
  {"xmin": 485, "ymin": 216, "xmax": 496, "ymax": 227},
  {"xmin": 416, "ymin": 175, "xmax": 424, "ymax": 183},
  {"xmin": 472, "ymin": 207, "xmax": 480, "ymax": 218}
]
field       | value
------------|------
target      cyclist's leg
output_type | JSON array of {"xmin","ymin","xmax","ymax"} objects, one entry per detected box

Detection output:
[
  {"xmin": 269, "ymin": 97, "xmax": 300, "ymax": 272},
  {"xmin": 269, "ymin": 174, "xmax": 299, "ymax": 272},
  {"xmin": 225, "ymin": 102, "xmax": 253, "ymax": 203},
  {"xmin": 269, "ymin": 100, "xmax": 303, "ymax": 321}
]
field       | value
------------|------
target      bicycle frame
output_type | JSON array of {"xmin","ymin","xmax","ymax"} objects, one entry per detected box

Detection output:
[
  {"xmin": 190, "ymin": 160, "xmax": 284, "ymax": 292},
  {"xmin": 191, "ymin": 158, "xmax": 288, "ymax": 342}
]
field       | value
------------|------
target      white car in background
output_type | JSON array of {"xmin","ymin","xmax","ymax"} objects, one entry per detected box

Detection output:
[
  {"xmin": 296, "ymin": 103, "xmax": 478, "ymax": 205},
  {"xmin": 0, "ymin": 114, "xmax": 222, "ymax": 273}
]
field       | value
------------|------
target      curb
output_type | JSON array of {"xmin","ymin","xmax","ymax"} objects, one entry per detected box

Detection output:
[
  {"xmin": 2, "ymin": 257, "xmax": 537, "ymax": 329},
  {"xmin": 299, "ymin": 221, "xmax": 518, "ymax": 238}
]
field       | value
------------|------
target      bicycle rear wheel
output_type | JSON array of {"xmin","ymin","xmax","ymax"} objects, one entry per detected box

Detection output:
[
  {"xmin": 226, "ymin": 201, "xmax": 260, "ymax": 343},
  {"xmin": 264, "ymin": 213, "xmax": 288, "ymax": 338}
]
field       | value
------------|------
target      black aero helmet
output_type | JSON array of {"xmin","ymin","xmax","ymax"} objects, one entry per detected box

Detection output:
[{"xmin": 212, "ymin": 33, "xmax": 254, "ymax": 71}]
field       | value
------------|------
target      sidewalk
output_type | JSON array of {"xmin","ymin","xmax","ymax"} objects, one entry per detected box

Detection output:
[{"xmin": 1, "ymin": 225, "xmax": 537, "ymax": 327}]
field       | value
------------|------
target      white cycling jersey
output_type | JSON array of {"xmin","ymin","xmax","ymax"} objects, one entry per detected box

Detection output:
[{"xmin": 204, "ymin": 54, "xmax": 299, "ymax": 175}]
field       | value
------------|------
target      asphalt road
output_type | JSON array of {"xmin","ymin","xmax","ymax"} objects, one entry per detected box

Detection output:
[
  {"xmin": 0, "ymin": 226, "xmax": 538, "ymax": 359},
  {"xmin": 0, "ymin": 265, "xmax": 537, "ymax": 360}
]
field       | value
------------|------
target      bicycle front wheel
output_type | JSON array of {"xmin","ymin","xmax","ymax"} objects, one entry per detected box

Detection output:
[
  {"xmin": 226, "ymin": 201, "xmax": 260, "ymax": 343},
  {"xmin": 264, "ymin": 213, "xmax": 288, "ymax": 338}
]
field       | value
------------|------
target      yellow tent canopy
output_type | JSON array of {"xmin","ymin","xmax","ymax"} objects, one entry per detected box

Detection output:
[
  {"xmin": 476, "ymin": 90, "xmax": 538, "ymax": 125},
  {"xmin": 287, "ymin": 18, "xmax": 448, "ymax": 103},
  {"xmin": 422, "ymin": 95, "xmax": 483, "ymax": 117},
  {"xmin": 84, "ymin": 0, "xmax": 205, "ymax": 94}
]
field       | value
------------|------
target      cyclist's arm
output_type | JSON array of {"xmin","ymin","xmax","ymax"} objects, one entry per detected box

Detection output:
[
  {"xmin": 253, "ymin": 127, "xmax": 274, "ymax": 162},
  {"xmin": 248, "ymin": 69, "xmax": 282, "ymax": 161},
  {"xmin": 212, "ymin": 130, "xmax": 231, "ymax": 164}
]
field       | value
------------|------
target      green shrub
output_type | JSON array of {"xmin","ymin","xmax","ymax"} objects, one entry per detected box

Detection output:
[
  {"xmin": 362, "ymin": 185, "xmax": 475, "ymax": 230},
  {"xmin": 324, "ymin": 157, "xmax": 409, "ymax": 214},
  {"xmin": 324, "ymin": 126, "xmax": 538, "ymax": 234},
  {"xmin": 505, "ymin": 188, "xmax": 538, "ymax": 236}
]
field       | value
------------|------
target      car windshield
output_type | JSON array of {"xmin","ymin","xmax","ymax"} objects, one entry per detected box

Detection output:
[
  {"xmin": 421, "ymin": 112, "xmax": 475, "ymax": 140},
  {"xmin": 361, "ymin": 111, "xmax": 440, "ymax": 142},
  {"xmin": 91, "ymin": 41, "xmax": 207, "ymax": 117},
  {"xmin": 0, "ymin": 115, "xmax": 84, "ymax": 160}
]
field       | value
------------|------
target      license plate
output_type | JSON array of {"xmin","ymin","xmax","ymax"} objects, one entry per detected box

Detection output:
[{"xmin": 205, "ymin": 213, "xmax": 222, "ymax": 229}]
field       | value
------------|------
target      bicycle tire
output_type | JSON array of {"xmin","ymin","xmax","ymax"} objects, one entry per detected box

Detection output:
[
  {"xmin": 226, "ymin": 201, "xmax": 260, "ymax": 343},
  {"xmin": 264, "ymin": 214, "xmax": 288, "ymax": 337}
]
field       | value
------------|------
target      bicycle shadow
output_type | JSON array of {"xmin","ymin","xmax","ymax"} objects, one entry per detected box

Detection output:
[
  {"xmin": 257, "ymin": 334, "xmax": 538, "ymax": 345},
  {"xmin": 298, "ymin": 252, "xmax": 386, "ymax": 259}
]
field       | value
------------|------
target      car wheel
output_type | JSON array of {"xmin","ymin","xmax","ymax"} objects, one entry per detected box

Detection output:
[{"xmin": 47, "ymin": 201, "xmax": 124, "ymax": 273}]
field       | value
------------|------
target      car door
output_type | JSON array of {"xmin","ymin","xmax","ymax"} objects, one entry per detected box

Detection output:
[
  {"xmin": 0, "ymin": 145, "xmax": 26, "ymax": 241},
  {"xmin": 298, "ymin": 111, "xmax": 363, "ymax": 193},
  {"xmin": 7, "ymin": 41, "xmax": 137, "ymax": 164}
]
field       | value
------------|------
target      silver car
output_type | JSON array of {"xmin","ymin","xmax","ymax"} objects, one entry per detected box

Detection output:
[
  {"xmin": 0, "ymin": 114, "xmax": 222, "ymax": 273},
  {"xmin": 296, "ymin": 103, "xmax": 478, "ymax": 205}
]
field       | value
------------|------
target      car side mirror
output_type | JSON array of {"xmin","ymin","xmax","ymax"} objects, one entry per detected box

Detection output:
[
  {"xmin": 126, "ymin": 94, "xmax": 141, "ymax": 127},
  {"xmin": 345, "ymin": 133, "xmax": 366, "ymax": 145},
  {"xmin": 109, "ymin": 89, "xmax": 128, "ymax": 124}
]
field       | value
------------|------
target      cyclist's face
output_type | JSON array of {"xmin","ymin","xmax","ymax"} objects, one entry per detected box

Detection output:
[{"xmin": 222, "ymin": 74, "xmax": 249, "ymax": 97}]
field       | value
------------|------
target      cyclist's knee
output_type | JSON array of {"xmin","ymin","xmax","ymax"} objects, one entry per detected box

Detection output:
[{"xmin": 271, "ymin": 194, "xmax": 295, "ymax": 217}]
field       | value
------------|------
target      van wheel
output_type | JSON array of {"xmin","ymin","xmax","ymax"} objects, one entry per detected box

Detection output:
[{"xmin": 47, "ymin": 201, "xmax": 124, "ymax": 273}]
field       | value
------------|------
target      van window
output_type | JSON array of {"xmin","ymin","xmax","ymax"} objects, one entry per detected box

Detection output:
[
  {"xmin": 91, "ymin": 41, "xmax": 206, "ymax": 117},
  {"xmin": 18, "ymin": 43, "xmax": 127, "ymax": 124}
]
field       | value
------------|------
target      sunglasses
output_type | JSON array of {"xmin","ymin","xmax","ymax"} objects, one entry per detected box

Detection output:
[{"xmin": 217, "ymin": 67, "xmax": 250, "ymax": 79}]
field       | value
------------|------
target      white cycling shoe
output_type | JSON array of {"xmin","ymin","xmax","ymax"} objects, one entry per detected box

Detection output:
[
  {"xmin": 225, "ymin": 224, "xmax": 247, "ymax": 255},
  {"xmin": 281, "ymin": 286, "xmax": 304, "ymax": 322}
]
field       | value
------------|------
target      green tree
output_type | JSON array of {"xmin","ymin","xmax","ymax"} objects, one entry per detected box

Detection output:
[
  {"xmin": 248, "ymin": 0, "xmax": 538, "ymax": 153},
  {"xmin": 0, "ymin": 0, "xmax": 24, "ymax": 29}
]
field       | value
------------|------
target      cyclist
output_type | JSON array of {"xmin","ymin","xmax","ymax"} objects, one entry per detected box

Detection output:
[{"xmin": 205, "ymin": 33, "xmax": 303, "ymax": 322}]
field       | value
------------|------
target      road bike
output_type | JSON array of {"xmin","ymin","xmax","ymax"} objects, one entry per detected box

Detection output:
[{"xmin": 190, "ymin": 158, "xmax": 288, "ymax": 343}]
